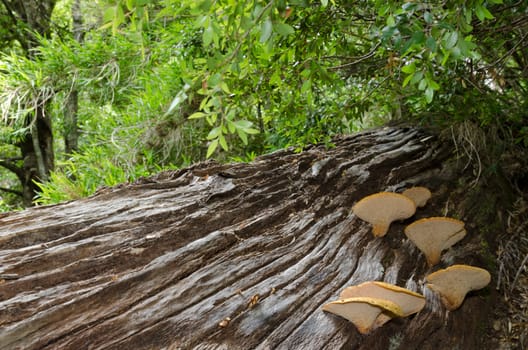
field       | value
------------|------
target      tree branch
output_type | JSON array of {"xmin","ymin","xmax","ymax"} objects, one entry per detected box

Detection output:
[
  {"xmin": 0, "ymin": 186, "xmax": 22, "ymax": 197},
  {"xmin": 328, "ymin": 42, "xmax": 381, "ymax": 71},
  {"xmin": 0, "ymin": 159, "xmax": 23, "ymax": 177}
]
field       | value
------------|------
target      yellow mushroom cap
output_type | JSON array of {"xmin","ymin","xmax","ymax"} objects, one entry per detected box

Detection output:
[
  {"xmin": 339, "ymin": 281, "xmax": 425, "ymax": 328},
  {"xmin": 352, "ymin": 192, "xmax": 416, "ymax": 237},
  {"xmin": 322, "ymin": 297, "xmax": 404, "ymax": 334},
  {"xmin": 425, "ymin": 264, "xmax": 491, "ymax": 310},
  {"xmin": 402, "ymin": 186, "xmax": 432, "ymax": 208},
  {"xmin": 404, "ymin": 217, "xmax": 466, "ymax": 266}
]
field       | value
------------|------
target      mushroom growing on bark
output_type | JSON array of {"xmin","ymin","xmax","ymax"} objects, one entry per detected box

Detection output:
[
  {"xmin": 322, "ymin": 297, "xmax": 404, "ymax": 334},
  {"xmin": 425, "ymin": 265, "xmax": 491, "ymax": 310},
  {"xmin": 404, "ymin": 217, "xmax": 466, "ymax": 266},
  {"xmin": 352, "ymin": 192, "xmax": 416, "ymax": 237},
  {"xmin": 339, "ymin": 281, "xmax": 425, "ymax": 328},
  {"xmin": 402, "ymin": 186, "xmax": 432, "ymax": 207}
]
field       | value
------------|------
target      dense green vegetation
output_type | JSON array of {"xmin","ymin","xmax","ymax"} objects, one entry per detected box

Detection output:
[{"xmin": 0, "ymin": 0, "xmax": 526, "ymax": 210}]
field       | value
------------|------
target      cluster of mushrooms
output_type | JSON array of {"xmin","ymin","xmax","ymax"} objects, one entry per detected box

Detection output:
[{"xmin": 322, "ymin": 187, "xmax": 491, "ymax": 334}]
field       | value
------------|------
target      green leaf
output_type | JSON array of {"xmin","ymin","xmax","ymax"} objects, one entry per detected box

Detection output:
[
  {"xmin": 206, "ymin": 139, "xmax": 218, "ymax": 158},
  {"xmin": 424, "ymin": 11, "xmax": 433, "ymax": 24},
  {"xmin": 274, "ymin": 23, "xmax": 295, "ymax": 37},
  {"xmin": 425, "ymin": 87, "xmax": 434, "ymax": 103},
  {"xmin": 244, "ymin": 128, "xmax": 259, "ymax": 135},
  {"xmin": 475, "ymin": 4, "xmax": 494, "ymax": 21},
  {"xmin": 428, "ymin": 78, "xmax": 440, "ymax": 90},
  {"xmin": 236, "ymin": 128, "xmax": 248, "ymax": 145},
  {"xmin": 207, "ymin": 113, "xmax": 218, "ymax": 125},
  {"xmin": 233, "ymin": 120, "xmax": 253, "ymax": 129},
  {"xmin": 112, "ymin": 5, "xmax": 125, "ymax": 34},
  {"xmin": 401, "ymin": 62, "xmax": 416, "ymax": 74},
  {"xmin": 410, "ymin": 71, "xmax": 424, "ymax": 84},
  {"xmin": 443, "ymin": 31, "xmax": 459, "ymax": 49},
  {"xmin": 411, "ymin": 31, "xmax": 426, "ymax": 45},
  {"xmin": 260, "ymin": 18, "xmax": 273, "ymax": 43},
  {"xmin": 207, "ymin": 126, "xmax": 222, "ymax": 140},
  {"xmin": 402, "ymin": 72, "xmax": 414, "ymax": 87},
  {"xmin": 321, "ymin": 0, "xmax": 328, "ymax": 7},
  {"xmin": 418, "ymin": 77, "xmax": 427, "ymax": 91},
  {"xmin": 227, "ymin": 120, "xmax": 236, "ymax": 133},
  {"xmin": 165, "ymin": 85, "xmax": 190, "ymax": 116},
  {"xmin": 301, "ymin": 79, "xmax": 312, "ymax": 94},
  {"xmin": 188, "ymin": 112, "xmax": 206, "ymax": 119},
  {"xmin": 219, "ymin": 81, "xmax": 230, "ymax": 94},
  {"xmin": 219, "ymin": 134, "xmax": 228, "ymax": 151},
  {"xmin": 426, "ymin": 36, "xmax": 437, "ymax": 52},
  {"xmin": 126, "ymin": 0, "xmax": 135, "ymax": 11},
  {"xmin": 203, "ymin": 25, "xmax": 214, "ymax": 47},
  {"xmin": 441, "ymin": 50, "xmax": 451, "ymax": 65},
  {"xmin": 386, "ymin": 15, "xmax": 396, "ymax": 27}
]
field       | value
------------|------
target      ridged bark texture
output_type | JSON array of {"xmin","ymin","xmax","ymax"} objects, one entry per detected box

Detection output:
[{"xmin": 0, "ymin": 127, "xmax": 497, "ymax": 349}]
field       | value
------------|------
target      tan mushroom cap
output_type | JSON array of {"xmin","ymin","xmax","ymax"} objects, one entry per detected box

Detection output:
[
  {"xmin": 425, "ymin": 264, "xmax": 491, "ymax": 310},
  {"xmin": 353, "ymin": 192, "xmax": 416, "ymax": 237},
  {"xmin": 402, "ymin": 186, "xmax": 431, "ymax": 208},
  {"xmin": 340, "ymin": 281, "xmax": 426, "ymax": 328},
  {"xmin": 322, "ymin": 296, "xmax": 404, "ymax": 334},
  {"xmin": 404, "ymin": 217, "xmax": 466, "ymax": 266}
]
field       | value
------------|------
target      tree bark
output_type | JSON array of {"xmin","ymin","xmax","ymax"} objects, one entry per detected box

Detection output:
[
  {"xmin": 63, "ymin": 0, "xmax": 84, "ymax": 155},
  {"xmin": 0, "ymin": 127, "xmax": 507, "ymax": 349}
]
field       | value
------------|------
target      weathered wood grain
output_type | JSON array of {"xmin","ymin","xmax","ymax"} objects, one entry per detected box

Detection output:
[{"xmin": 0, "ymin": 127, "xmax": 497, "ymax": 349}]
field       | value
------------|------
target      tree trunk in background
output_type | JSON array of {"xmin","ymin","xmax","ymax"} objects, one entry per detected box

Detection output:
[
  {"xmin": 0, "ymin": 127, "xmax": 519, "ymax": 349},
  {"xmin": 64, "ymin": 0, "xmax": 84, "ymax": 155},
  {"xmin": 0, "ymin": 0, "xmax": 57, "ymax": 205}
]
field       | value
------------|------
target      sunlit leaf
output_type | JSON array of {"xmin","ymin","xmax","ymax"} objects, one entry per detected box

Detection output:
[
  {"xmin": 203, "ymin": 25, "xmax": 214, "ymax": 47},
  {"xmin": 244, "ymin": 128, "xmax": 259, "ymax": 135},
  {"xmin": 207, "ymin": 126, "xmax": 222, "ymax": 140},
  {"xmin": 206, "ymin": 139, "xmax": 218, "ymax": 158},
  {"xmin": 401, "ymin": 62, "xmax": 416, "ymax": 74},
  {"xmin": 227, "ymin": 120, "xmax": 236, "ymax": 133},
  {"xmin": 219, "ymin": 134, "xmax": 228, "ymax": 151},
  {"xmin": 236, "ymin": 128, "xmax": 248, "ymax": 145},
  {"xmin": 188, "ymin": 112, "xmax": 206, "ymax": 119},
  {"xmin": 233, "ymin": 120, "xmax": 253, "ymax": 129},
  {"xmin": 403, "ymin": 73, "xmax": 414, "ymax": 87}
]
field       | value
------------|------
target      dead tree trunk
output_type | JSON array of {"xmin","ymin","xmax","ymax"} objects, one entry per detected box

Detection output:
[{"xmin": 0, "ymin": 127, "xmax": 506, "ymax": 349}]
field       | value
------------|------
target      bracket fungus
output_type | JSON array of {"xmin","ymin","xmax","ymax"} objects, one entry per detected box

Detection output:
[
  {"xmin": 339, "ymin": 281, "xmax": 426, "ymax": 328},
  {"xmin": 352, "ymin": 192, "xmax": 416, "ymax": 237},
  {"xmin": 425, "ymin": 265, "xmax": 491, "ymax": 310},
  {"xmin": 404, "ymin": 217, "xmax": 466, "ymax": 266},
  {"xmin": 402, "ymin": 186, "xmax": 431, "ymax": 208},
  {"xmin": 322, "ymin": 297, "xmax": 404, "ymax": 334}
]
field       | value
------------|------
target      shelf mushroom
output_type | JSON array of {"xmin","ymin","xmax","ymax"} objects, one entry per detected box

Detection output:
[
  {"xmin": 339, "ymin": 281, "xmax": 426, "ymax": 328},
  {"xmin": 425, "ymin": 264, "xmax": 491, "ymax": 310},
  {"xmin": 352, "ymin": 192, "xmax": 416, "ymax": 237},
  {"xmin": 402, "ymin": 186, "xmax": 432, "ymax": 208},
  {"xmin": 322, "ymin": 297, "xmax": 404, "ymax": 334},
  {"xmin": 404, "ymin": 217, "xmax": 466, "ymax": 266}
]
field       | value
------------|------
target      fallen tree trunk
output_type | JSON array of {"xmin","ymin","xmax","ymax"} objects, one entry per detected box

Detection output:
[{"xmin": 0, "ymin": 127, "xmax": 505, "ymax": 349}]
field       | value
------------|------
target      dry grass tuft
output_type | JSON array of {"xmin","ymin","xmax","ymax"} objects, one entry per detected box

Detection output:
[{"xmin": 496, "ymin": 196, "xmax": 528, "ymax": 349}]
